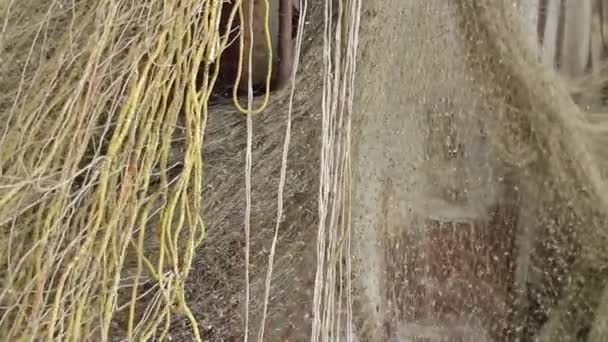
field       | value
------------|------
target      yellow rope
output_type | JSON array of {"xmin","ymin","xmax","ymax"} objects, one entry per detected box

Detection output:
[
  {"xmin": 232, "ymin": 0, "xmax": 274, "ymax": 115},
  {"xmin": 0, "ymin": 0, "xmax": 279, "ymax": 340},
  {"xmin": 0, "ymin": 1, "xmax": 240, "ymax": 341}
]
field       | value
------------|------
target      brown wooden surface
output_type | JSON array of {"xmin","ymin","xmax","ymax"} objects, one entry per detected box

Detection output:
[{"xmin": 384, "ymin": 204, "xmax": 518, "ymax": 340}]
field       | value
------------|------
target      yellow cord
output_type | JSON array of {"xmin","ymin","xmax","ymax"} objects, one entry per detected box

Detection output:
[
  {"xmin": 0, "ymin": 1, "xmax": 280, "ymax": 340},
  {"xmin": 232, "ymin": 0, "xmax": 274, "ymax": 115}
]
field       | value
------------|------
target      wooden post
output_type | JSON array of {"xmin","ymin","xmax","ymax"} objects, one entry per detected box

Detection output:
[{"xmin": 273, "ymin": 0, "xmax": 294, "ymax": 90}]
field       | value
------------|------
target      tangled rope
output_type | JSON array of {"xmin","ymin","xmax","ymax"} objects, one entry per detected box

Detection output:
[{"xmin": 0, "ymin": 0, "xmax": 261, "ymax": 340}]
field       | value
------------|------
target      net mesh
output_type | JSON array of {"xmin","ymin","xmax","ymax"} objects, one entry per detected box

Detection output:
[{"xmin": 1, "ymin": 0, "xmax": 608, "ymax": 341}]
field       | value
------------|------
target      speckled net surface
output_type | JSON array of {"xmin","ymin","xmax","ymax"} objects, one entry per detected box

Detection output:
[{"xmin": 350, "ymin": 1, "xmax": 608, "ymax": 341}]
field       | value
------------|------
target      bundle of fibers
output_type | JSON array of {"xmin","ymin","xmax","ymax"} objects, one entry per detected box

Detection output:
[{"xmin": 0, "ymin": 0, "xmax": 252, "ymax": 340}]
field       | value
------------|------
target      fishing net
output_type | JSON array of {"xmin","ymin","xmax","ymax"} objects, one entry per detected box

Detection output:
[
  {"xmin": 1, "ymin": 0, "xmax": 608, "ymax": 341},
  {"xmin": 351, "ymin": 1, "xmax": 608, "ymax": 341}
]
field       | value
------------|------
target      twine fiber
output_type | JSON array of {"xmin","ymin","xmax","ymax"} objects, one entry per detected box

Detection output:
[{"xmin": 2, "ymin": 0, "xmax": 608, "ymax": 341}]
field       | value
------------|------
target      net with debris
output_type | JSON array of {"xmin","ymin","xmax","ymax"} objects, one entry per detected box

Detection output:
[{"xmin": 1, "ymin": 0, "xmax": 607, "ymax": 341}]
